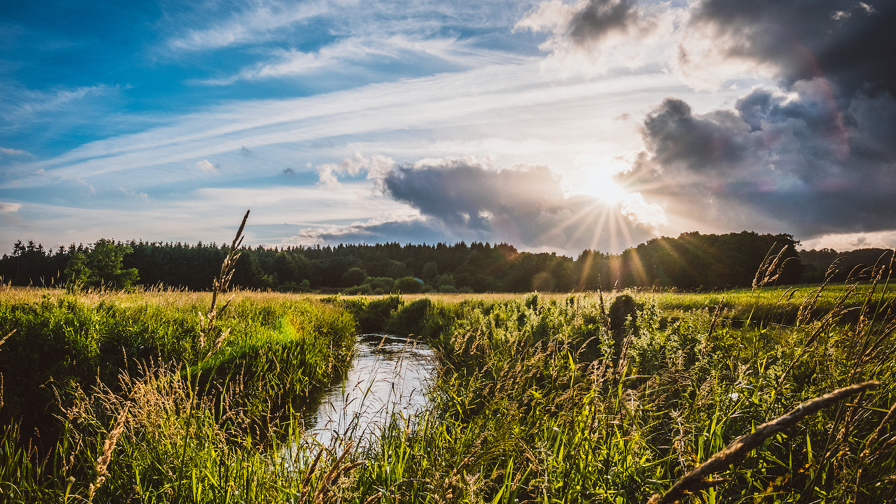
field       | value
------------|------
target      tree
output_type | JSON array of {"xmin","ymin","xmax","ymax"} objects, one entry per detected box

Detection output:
[
  {"xmin": 342, "ymin": 267, "xmax": 368, "ymax": 287},
  {"xmin": 421, "ymin": 261, "xmax": 438, "ymax": 281},
  {"xmin": 64, "ymin": 239, "xmax": 139, "ymax": 289}
]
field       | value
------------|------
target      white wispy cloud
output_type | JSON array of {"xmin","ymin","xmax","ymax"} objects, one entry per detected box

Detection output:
[
  {"xmin": 165, "ymin": 0, "xmax": 330, "ymax": 51},
  {"xmin": 0, "ymin": 84, "xmax": 113, "ymax": 125},
  {"xmin": 162, "ymin": 0, "xmax": 528, "ymax": 55},
  {"xmin": 0, "ymin": 147, "xmax": 29, "ymax": 156},
  {"xmin": 119, "ymin": 187, "xmax": 150, "ymax": 200},
  {"xmin": 198, "ymin": 34, "xmax": 530, "ymax": 85},
  {"xmin": 0, "ymin": 202, "xmax": 22, "ymax": 213}
]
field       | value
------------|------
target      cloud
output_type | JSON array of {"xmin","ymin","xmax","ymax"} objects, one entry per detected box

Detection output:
[
  {"xmin": 602, "ymin": 0, "xmax": 896, "ymax": 241},
  {"xmin": 517, "ymin": 0, "xmax": 681, "ymax": 75},
  {"xmin": 317, "ymin": 152, "xmax": 394, "ymax": 189},
  {"xmin": 5, "ymin": 62, "xmax": 692, "ymax": 192},
  {"xmin": 566, "ymin": 0, "xmax": 643, "ymax": 45},
  {"xmin": 0, "ymin": 84, "xmax": 113, "ymax": 127},
  {"xmin": 681, "ymin": 0, "xmax": 896, "ymax": 95},
  {"xmin": 0, "ymin": 147, "xmax": 29, "ymax": 156},
  {"xmin": 376, "ymin": 157, "xmax": 656, "ymax": 252},
  {"xmin": 802, "ymin": 229, "xmax": 896, "ymax": 252},
  {"xmin": 198, "ymin": 35, "xmax": 527, "ymax": 85},
  {"xmin": 619, "ymin": 82, "xmax": 896, "ymax": 237},
  {"xmin": 0, "ymin": 202, "xmax": 22, "ymax": 213},
  {"xmin": 119, "ymin": 188, "xmax": 150, "ymax": 200},
  {"xmin": 165, "ymin": 0, "xmax": 329, "ymax": 52},
  {"xmin": 195, "ymin": 159, "xmax": 218, "ymax": 173},
  {"xmin": 518, "ymin": 0, "xmax": 647, "ymax": 42},
  {"xmin": 296, "ymin": 155, "xmax": 660, "ymax": 253},
  {"xmin": 295, "ymin": 215, "xmax": 456, "ymax": 246}
]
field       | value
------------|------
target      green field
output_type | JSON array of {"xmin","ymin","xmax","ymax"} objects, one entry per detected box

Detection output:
[{"xmin": 1, "ymin": 279, "xmax": 895, "ymax": 503}]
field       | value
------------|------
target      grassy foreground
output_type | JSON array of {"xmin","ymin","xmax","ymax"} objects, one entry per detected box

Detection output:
[{"xmin": 1, "ymin": 276, "xmax": 895, "ymax": 502}]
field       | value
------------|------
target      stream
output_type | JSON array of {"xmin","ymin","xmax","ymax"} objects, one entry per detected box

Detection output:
[{"xmin": 304, "ymin": 334, "xmax": 436, "ymax": 447}]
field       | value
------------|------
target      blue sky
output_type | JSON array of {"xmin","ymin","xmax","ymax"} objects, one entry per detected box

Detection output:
[{"xmin": 2, "ymin": 0, "xmax": 895, "ymax": 256}]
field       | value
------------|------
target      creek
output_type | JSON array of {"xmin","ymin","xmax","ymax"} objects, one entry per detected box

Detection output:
[{"xmin": 305, "ymin": 334, "xmax": 435, "ymax": 447}]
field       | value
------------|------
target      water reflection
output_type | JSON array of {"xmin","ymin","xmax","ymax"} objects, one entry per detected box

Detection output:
[{"xmin": 305, "ymin": 334, "xmax": 435, "ymax": 447}]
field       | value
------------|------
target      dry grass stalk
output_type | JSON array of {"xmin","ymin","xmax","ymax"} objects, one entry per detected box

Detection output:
[
  {"xmin": 198, "ymin": 209, "xmax": 249, "ymax": 352},
  {"xmin": 854, "ymin": 400, "xmax": 896, "ymax": 496},
  {"xmin": 752, "ymin": 244, "xmax": 794, "ymax": 290},
  {"xmin": 362, "ymin": 491, "xmax": 383, "ymax": 504},
  {"xmin": 310, "ymin": 441, "xmax": 364, "ymax": 503},
  {"xmin": 0, "ymin": 330, "xmax": 10, "ymax": 412},
  {"xmin": 87, "ymin": 403, "xmax": 130, "ymax": 502},
  {"xmin": 700, "ymin": 299, "xmax": 724, "ymax": 360},
  {"xmin": 776, "ymin": 284, "xmax": 858, "ymax": 390},
  {"xmin": 0, "ymin": 329, "xmax": 14, "ymax": 349},
  {"xmin": 863, "ymin": 401, "xmax": 896, "ymax": 459},
  {"xmin": 646, "ymin": 381, "xmax": 880, "ymax": 504},
  {"xmin": 301, "ymin": 447, "xmax": 325, "ymax": 495}
]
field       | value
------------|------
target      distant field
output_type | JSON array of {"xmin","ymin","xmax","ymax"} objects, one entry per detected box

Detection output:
[{"xmin": 8, "ymin": 280, "xmax": 889, "ymax": 324}]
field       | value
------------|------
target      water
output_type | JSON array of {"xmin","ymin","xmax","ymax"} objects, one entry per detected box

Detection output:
[{"xmin": 305, "ymin": 334, "xmax": 435, "ymax": 447}]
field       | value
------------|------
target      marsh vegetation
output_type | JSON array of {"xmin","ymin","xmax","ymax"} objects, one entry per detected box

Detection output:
[{"xmin": 1, "ymin": 268, "xmax": 895, "ymax": 502}]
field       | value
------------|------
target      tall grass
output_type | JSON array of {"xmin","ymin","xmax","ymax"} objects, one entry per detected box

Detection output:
[
  {"xmin": 1, "ymin": 265, "xmax": 895, "ymax": 502},
  {"xmin": 345, "ymin": 282, "xmax": 896, "ymax": 502},
  {"xmin": 0, "ymin": 290, "xmax": 357, "ymax": 502}
]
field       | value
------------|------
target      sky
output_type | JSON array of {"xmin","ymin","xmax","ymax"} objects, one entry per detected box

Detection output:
[{"xmin": 1, "ymin": 0, "xmax": 895, "ymax": 257}]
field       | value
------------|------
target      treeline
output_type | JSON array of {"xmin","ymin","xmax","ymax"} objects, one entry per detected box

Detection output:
[
  {"xmin": 0, "ymin": 231, "xmax": 845, "ymax": 293},
  {"xmin": 800, "ymin": 247, "xmax": 895, "ymax": 283}
]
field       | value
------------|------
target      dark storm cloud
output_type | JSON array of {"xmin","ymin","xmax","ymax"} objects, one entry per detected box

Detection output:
[
  {"xmin": 384, "ymin": 162, "xmax": 564, "ymax": 231},
  {"xmin": 568, "ymin": 0, "xmax": 640, "ymax": 45},
  {"xmin": 621, "ymin": 84, "xmax": 896, "ymax": 236},
  {"xmin": 617, "ymin": 0, "xmax": 896, "ymax": 239},
  {"xmin": 380, "ymin": 160, "xmax": 656, "ymax": 252},
  {"xmin": 688, "ymin": 0, "xmax": 896, "ymax": 96},
  {"xmin": 637, "ymin": 97, "xmax": 751, "ymax": 172}
]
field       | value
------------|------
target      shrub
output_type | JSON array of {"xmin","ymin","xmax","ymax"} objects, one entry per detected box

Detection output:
[{"xmin": 395, "ymin": 276, "xmax": 424, "ymax": 294}]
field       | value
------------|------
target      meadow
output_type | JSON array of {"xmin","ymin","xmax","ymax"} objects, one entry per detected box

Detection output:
[{"xmin": 1, "ymin": 272, "xmax": 895, "ymax": 502}]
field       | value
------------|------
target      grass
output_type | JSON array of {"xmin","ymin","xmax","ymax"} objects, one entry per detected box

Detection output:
[
  {"xmin": 343, "ymin": 283, "xmax": 896, "ymax": 502},
  {"xmin": 0, "ymin": 286, "xmax": 357, "ymax": 502},
  {"xmin": 1, "ymin": 271, "xmax": 895, "ymax": 502}
]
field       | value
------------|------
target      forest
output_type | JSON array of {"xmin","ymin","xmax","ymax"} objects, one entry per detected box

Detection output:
[
  {"xmin": 1, "ymin": 231, "xmax": 890, "ymax": 293},
  {"xmin": 0, "ymin": 231, "xmax": 884, "ymax": 293}
]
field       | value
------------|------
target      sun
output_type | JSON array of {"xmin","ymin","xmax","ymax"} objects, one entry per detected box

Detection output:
[{"xmin": 583, "ymin": 172, "xmax": 629, "ymax": 205}]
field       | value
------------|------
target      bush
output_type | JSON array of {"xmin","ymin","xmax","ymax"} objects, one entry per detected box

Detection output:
[
  {"xmin": 395, "ymin": 276, "xmax": 424, "ymax": 294},
  {"xmin": 344, "ymin": 284, "xmax": 373, "ymax": 295},
  {"xmin": 342, "ymin": 267, "xmax": 367, "ymax": 287},
  {"xmin": 385, "ymin": 298, "xmax": 432, "ymax": 336}
]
